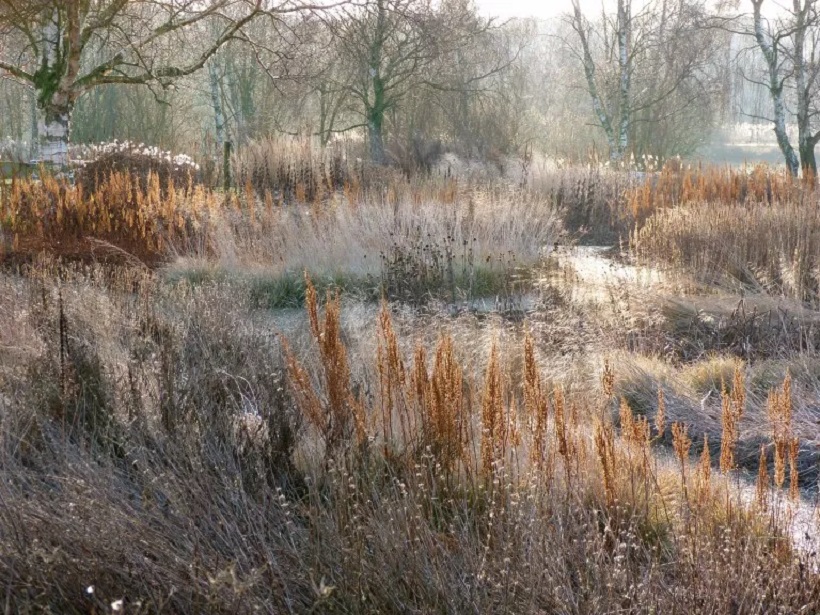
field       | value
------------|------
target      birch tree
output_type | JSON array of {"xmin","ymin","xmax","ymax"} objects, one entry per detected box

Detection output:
[
  {"xmin": 750, "ymin": 0, "xmax": 801, "ymax": 175},
  {"xmin": 567, "ymin": 0, "xmax": 727, "ymax": 163},
  {"xmin": 208, "ymin": 53, "xmax": 228, "ymax": 150},
  {"xmin": 787, "ymin": 0, "xmax": 820, "ymax": 174},
  {"xmin": 569, "ymin": 0, "xmax": 631, "ymax": 162}
]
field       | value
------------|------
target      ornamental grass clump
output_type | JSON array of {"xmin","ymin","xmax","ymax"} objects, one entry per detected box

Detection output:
[
  {"xmin": 72, "ymin": 140, "xmax": 202, "ymax": 193},
  {"xmin": 285, "ymin": 275, "xmax": 366, "ymax": 458},
  {"xmin": 523, "ymin": 332, "xmax": 549, "ymax": 467},
  {"xmin": 766, "ymin": 372, "xmax": 801, "ymax": 500},
  {"xmin": 1, "ymin": 171, "xmax": 214, "ymax": 265},
  {"xmin": 719, "ymin": 366, "xmax": 745, "ymax": 474}
]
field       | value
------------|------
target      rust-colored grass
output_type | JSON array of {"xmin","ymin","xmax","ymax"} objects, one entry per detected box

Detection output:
[{"xmin": 0, "ymin": 171, "xmax": 216, "ymax": 265}]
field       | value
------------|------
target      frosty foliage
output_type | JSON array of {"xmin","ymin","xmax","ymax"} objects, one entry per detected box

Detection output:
[
  {"xmin": 70, "ymin": 140, "xmax": 200, "ymax": 171},
  {"xmin": 71, "ymin": 140, "xmax": 201, "ymax": 192}
]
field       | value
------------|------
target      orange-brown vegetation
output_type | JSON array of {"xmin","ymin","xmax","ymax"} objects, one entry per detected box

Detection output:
[
  {"xmin": 1, "ymin": 156, "xmax": 820, "ymax": 612},
  {"xmin": 0, "ymin": 171, "xmax": 214, "ymax": 264}
]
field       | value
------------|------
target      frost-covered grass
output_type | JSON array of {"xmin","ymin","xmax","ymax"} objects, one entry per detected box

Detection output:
[
  {"xmin": 3, "ymin": 151, "xmax": 820, "ymax": 612},
  {"xmin": 1, "ymin": 262, "xmax": 819, "ymax": 612},
  {"xmin": 70, "ymin": 140, "xmax": 200, "ymax": 171}
]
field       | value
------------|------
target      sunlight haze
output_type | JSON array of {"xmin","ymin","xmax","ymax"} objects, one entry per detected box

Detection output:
[
  {"xmin": 476, "ymin": 0, "xmax": 575, "ymax": 19},
  {"xmin": 3, "ymin": 0, "xmax": 820, "ymax": 611}
]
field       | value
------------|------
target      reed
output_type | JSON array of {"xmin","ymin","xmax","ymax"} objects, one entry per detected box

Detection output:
[
  {"xmin": 719, "ymin": 366, "xmax": 745, "ymax": 474},
  {"xmin": 756, "ymin": 444, "xmax": 770, "ymax": 508},
  {"xmin": 767, "ymin": 373, "xmax": 795, "ymax": 492},
  {"xmin": 285, "ymin": 275, "xmax": 365, "ymax": 457},
  {"xmin": 634, "ymin": 195, "xmax": 820, "ymax": 306}
]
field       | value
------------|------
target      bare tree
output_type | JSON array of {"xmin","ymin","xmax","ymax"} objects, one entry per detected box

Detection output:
[
  {"xmin": 273, "ymin": 18, "xmax": 353, "ymax": 145},
  {"xmin": 568, "ymin": 0, "xmax": 631, "ymax": 161},
  {"xmin": 418, "ymin": 5, "xmax": 528, "ymax": 159},
  {"xmin": 566, "ymin": 0, "xmax": 728, "ymax": 163},
  {"xmin": 328, "ymin": 0, "xmax": 502, "ymax": 164},
  {"xmin": 0, "ymin": 1, "xmax": 337, "ymax": 166},
  {"xmin": 736, "ymin": 0, "xmax": 820, "ymax": 176},
  {"xmin": 330, "ymin": 0, "xmax": 424, "ymax": 163},
  {"xmin": 749, "ymin": 0, "xmax": 801, "ymax": 175},
  {"xmin": 788, "ymin": 0, "xmax": 820, "ymax": 174}
]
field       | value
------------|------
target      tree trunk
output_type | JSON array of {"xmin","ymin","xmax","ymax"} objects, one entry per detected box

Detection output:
[
  {"xmin": 773, "ymin": 94, "xmax": 800, "ymax": 177},
  {"xmin": 799, "ymin": 139, "xmax": 817, "ymax": 177},
  {"xmin": 367, "ymin": 108, "xmax": 386, "ymax": 165},
  {"xmin": 32, "ymin": 6, "xmax": 78, "ymax": 168},
  {"xmin": 367, "ymin": 67, "xmax": 387, "ymax": 164},
  {"xmin": 36, "ymin": 101, "xmax": 72, "ymax": 168},
  {"xmin": 29, "ymin": 90, "xmax": 38, "ymax": 161},
  {"xmin": 615, "ymin": 0, "xmax": 631, "ymax": 162},
  {"xmin": 792, "ymin": 0, "xmax": 817, "ymax": 178},
  {"xmin": 226, "ymin": 52, "xmax": 256, "ymax": 146},
  {"xmin": 208, "ymin": 57, "xmax": 226, "ymax": 150},
  {"xmin": 366, "ymin": 0, "xmax": 388, "ymax": 165},
  {"xmin": 319, "ymin": 84, "xmax": 330, "ymax": 146}
]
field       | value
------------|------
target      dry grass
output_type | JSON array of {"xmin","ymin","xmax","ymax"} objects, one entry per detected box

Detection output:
[
  {"xmin": 168, "ymin": 179, "xmax": 560, "ymax": 306},
  {"xmin": 634, "ymin": 199, "xmax": 820, "ymax": 306},
  {"xmin": 0, "ymin": 172, "xmax": 215, "ymax": 265},
  {"xmin": 3, "ymin": 145, "xmax": 820, "ymax": 612},
  {"xmin": 1, "ymin": 163, "xmax": 559, "ymax": 307},
  {"xmin": 626, "ymin": 163, "xmax": 814, "ymax": 214},
  {"xmin": 233, "ymin": 136, "xmax": 350, "ymax": 204},
  {"xmin": 228, "ymin": 180, "xmax": 556, "ymax": 273},
  {"xmin": 525, "ymin": 163, "xmax": 637, "ymax": 242},
  {"xmin": 609, "ymin": 352, "xmax": 820, "ymax": 486},
  {"xmin": 629, "ymin": 163, "xmax": 820, "ymax": 312},
  {"xmin": 523, "ymin": 162, "xmax": 813, "ymax": 244},
  {"xmin": 0, "ymin": 261, "xmax": 818, "ymax": 612}
]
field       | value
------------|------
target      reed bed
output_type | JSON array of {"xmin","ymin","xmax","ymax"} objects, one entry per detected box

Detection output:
[
  {"xmin": 626, "ymin": 163, "xmax": 815, "ymax": 216},
  {"xmin": 1, "ymin": 165, "xmax": 560, "ymax": 305},
  {"xmin": 170, "ymin": 179, "xmax": 561, "ymax": 306},
  {"xmin": 216, "ymin": 183, "xmax": 556, "ymax": 270},
  {"xmin": 633, "ymin": 199, "xmax": 820, "ymax": 305}
]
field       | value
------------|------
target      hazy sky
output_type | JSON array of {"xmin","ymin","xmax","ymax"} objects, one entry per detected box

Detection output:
[
  {"xmin": 474, "ymin": 0, "xmax": 778, "ymax": 20},
  {"xmin": 475, "ymin": 0, "xmax": 574, "ymax": 20}
]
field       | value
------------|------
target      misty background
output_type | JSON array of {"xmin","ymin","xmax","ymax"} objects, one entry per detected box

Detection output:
[{"xmin": 0, "ymin": 0, "xmax": 814, "ymax": 172}]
